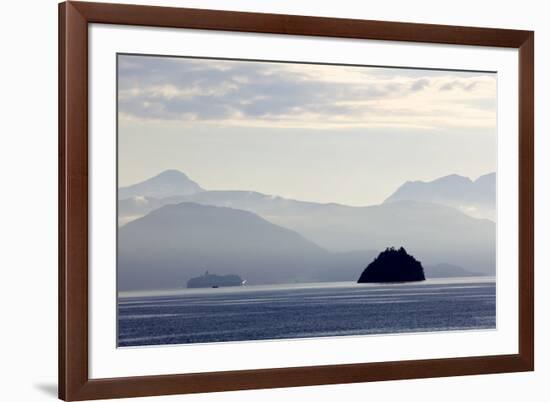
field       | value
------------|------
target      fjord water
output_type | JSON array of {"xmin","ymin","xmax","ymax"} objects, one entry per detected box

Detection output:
[{"xmin": 117, "ymin": 277, "xmax": 496, "ymax": 347}]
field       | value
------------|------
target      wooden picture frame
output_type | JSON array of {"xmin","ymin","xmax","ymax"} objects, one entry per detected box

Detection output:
[{"xmin": 59, "ymin": 1, "xmax": 534, "ymax": 400}]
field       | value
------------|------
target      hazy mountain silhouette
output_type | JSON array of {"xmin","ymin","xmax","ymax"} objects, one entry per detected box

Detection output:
[
  {"xmin": 118, "ymin": 202, "xmax": 363, "ymax": 290},
  {"xmin": 423, "ymin": 263, "xmax": 478, "ymax": 278},
  {"xmin": 118, "ymin": 190, "xmax": 312, "ymax": 225},
  {"xmin": 120, "ymin": 194, "xmax": 495, "ymax": 275},
  {"xmin": 384, "ymin": 173, "xmax": 496, "ymax": 220},
  {"xmin": 118, "ymin": 171, "xmax": 496, "ymax": 280},
  {"xmin": 118, "ymin": 170, "xmax": 204, "ymax": 199}
]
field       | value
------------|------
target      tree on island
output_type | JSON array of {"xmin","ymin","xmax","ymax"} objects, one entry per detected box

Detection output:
[{"xmin": 357, "ymin": 247, "xmax": 426, "ymax": 283}]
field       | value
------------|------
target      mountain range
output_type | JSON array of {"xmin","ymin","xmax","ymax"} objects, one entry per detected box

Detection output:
[
  {"xmin": 119, "ymin": 169, "xmax": 204, "ymax": 199},
  {"xmin": 119, "ymin": 202, "xmax": 384, "ymax": 290},
  {"xmin": 117, "ymin": 170, "xmax": 496, "ymax": 290},
  {"xmin": 384, "ymin": 173, "xmax": 496, "ymax": 220}
]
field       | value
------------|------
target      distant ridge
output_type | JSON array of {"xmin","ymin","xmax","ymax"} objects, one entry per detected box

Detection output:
[
  {"xmin": 384, "ymin": 172, "xmax": 496, "ymax": 220},
  {"xmin": 119, "ymin": 170, "xmax": 204, "ymax": 199},
  {"xmin": 423, "ymin": 263, "xmax": 478, "ymax": 278},
  {"xmin": 118, "ymin": 202, "xmax": 331, "ymax": 290}
]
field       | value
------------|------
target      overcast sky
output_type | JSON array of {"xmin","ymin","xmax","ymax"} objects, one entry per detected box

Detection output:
[{"xmin": 118, "ymin": 54, "xmax": 496, "ymax": 206}]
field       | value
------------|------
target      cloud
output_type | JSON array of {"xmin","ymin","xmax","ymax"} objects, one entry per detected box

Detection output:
[
  {"xmin": 439, "ymin": 79, "xmax": 480, "ymax": 92},
  {"xmin": 410, "ymin": 78, "xmax": 430, "ymax": 92},
  {"xmin": 118, "ymin": 55, "xmax": 496, "ymax": 130}
]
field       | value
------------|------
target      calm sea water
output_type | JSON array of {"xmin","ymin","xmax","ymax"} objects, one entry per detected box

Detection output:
[{"xmin": 117, "ymin": 277, "xmax": 496, "ymax": 347}]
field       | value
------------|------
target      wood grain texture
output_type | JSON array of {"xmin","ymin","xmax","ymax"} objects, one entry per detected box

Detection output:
[
  {"xmin": 518, "ymin": 32, "xmax": 535, "ymax": 370},
  {"xmin": 59, "ymin": 2, "xmax": 89, "ymax": 400},
  {"xmin": 58, "ymin": 1, "xmax": 534, "ymax": 400},
  {"xmin": 72, "ymin": 1, "xmax": 532, "ymax": 48}
]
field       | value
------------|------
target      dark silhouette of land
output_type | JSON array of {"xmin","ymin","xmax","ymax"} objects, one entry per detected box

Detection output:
[
  {"xmin": 358, "ymin": 247, "xmax": 426, "ymax": 283},
  {"xmin": 187, "ymin": 271, "xmax": 244, "ymax": 288}
]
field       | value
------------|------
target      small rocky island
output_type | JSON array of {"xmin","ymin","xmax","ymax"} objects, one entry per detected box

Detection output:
[
  {"xmin": 357, "ymin": 247, "xmax": 426, "ymax": 283},
  {"xmin": 187, "ymin": 271, "xmax": 244, "ymax": 288}
]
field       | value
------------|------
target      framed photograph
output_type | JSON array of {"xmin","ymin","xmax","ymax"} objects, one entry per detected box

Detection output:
[{"xmin": 59, "ymin": 1, "xmax": 534, "ymax": 400}]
